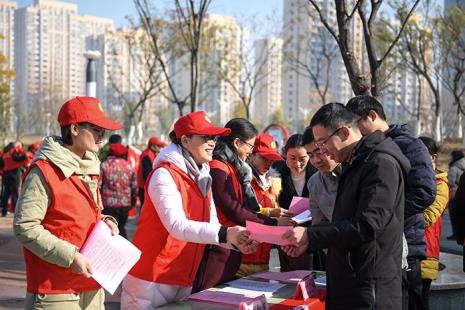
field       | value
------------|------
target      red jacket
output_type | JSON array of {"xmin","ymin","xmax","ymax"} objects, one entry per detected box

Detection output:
[
  {"xmin": 23, "ymin": 160, "xmax": 101, "ymax": 294},
  {"xmin": 129, "ymin": 162, "xmax": 211, "ymax": 286},
  {"xmin": 241, "ymin": 178, "xmax": 276, "ymax": 265},
  {"xmin": 2, "ymin": 147, "xmax": 27, "ymax": 172},
  {"xmin": 137, "ymin": 149, "xmax": 156, "ymax": 188}
]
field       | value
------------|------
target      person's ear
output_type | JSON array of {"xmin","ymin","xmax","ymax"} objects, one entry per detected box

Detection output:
[
  {"xmin": 180, "ymin": 135, "xmax": 190, "ymax": 147},
  {"xmin": 340, "ymin": 126, "xmax": 351, "ymax": 141},
  {"xmin": 368, "ymin": 110, "xmax": 377, "ymax": 122},
  {"xmin": 70, "ymin": 124, "xmax": 79, "ymax": 137},
  {"xmin": 232, "ymin": 138, "xmax": 241, "ymax": 150},
  {"xmin": 431, "ymin": 154, "xmax": 438, "ymax": 164}
]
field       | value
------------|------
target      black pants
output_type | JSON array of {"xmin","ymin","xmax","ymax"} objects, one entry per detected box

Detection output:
[
  {"xmin": 102, "ymin": 207, "xmax": 130, "ymax": 238},
  {"xmin": 138, "ymin": 188, "xmax": 145, "ymax": 208},
  {"xmin": 1, "ymin": 169, "xmax": 21, "ymax": 216},
  {"xmin": 403, "ymin": 257, "xmax": 427, "ymax": 310},
  {"xmin": 422, "ymin": 279, "xmax": 432, "ymax": 310}
]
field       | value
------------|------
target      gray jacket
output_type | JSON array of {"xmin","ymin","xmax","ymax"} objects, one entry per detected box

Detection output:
[{"xmin": 448, "ymin": 157, "xmax": 465, "ymax": 197}]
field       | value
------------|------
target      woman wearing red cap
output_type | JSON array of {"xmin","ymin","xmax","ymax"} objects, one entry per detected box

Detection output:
[
  {"xmin": 13, "ymin": 96, "xmax": 123, "ymax": 309},
  {"xmin": 121, "ymin": 111, "xmax": 256, "ymax": 309},
  {"xmin": 193, "ymin": 119, "xmax": 295, "ymax": 292},
  {"xmin": 100, "ymin": 143, "xmax": 137, "ymax": 238}
]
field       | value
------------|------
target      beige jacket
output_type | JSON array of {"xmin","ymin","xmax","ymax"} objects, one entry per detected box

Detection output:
[{"xmin": 13, "ymin": 136, "xmax": 101, "ymax": 268}]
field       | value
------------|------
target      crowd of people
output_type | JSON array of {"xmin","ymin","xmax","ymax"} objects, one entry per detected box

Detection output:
[{"xmin": 1, "ymin": 94, "xmax": 463, "ymax": 309}]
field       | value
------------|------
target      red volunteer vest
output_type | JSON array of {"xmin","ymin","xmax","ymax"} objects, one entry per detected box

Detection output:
[
  {"xmin": 137, "ymin": 149, "xmax": 156, "ymax": 188},
  {"xmin": 209, "ymin": 159, "xmax": 244, "ymax": 227},
  {"xmin": 23, "ymin": 160, "xmax": 101, "ymax": 294},
  {"xmin": 241, "ymin": 179, "xmax": 275, "ymax": 265},
  {"xmin": 129, "ymin": 162, "xmax": 211, "ymax": 286},
  {"xmin": 3, "ymin": 148, "xmax": 26, "ymax": 171}
]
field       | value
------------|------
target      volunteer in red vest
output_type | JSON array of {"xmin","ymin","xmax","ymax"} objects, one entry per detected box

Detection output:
[
  {"xmin": 121, "ymin": 111, "xmax": 257, "ymax": 309},
  {"xmin": 137, "ymin": 136, "xmax": 167, "ymax": 206},
  {"xmin": 238, "ymin": 133, "xmax": 293, "ymax": 277},
  {"xmin": 13, "ymin": 96, "xmax": 122, "ymax": 309},
  {"xmin": 1, "ymin": 141, "xmax": 28, "ymax": 216}
]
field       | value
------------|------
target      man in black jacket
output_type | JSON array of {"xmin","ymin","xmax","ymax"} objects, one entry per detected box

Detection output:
[
  {"xmin": 346, "ymin": 95, "xmax": 436, "ymax": 310},
  {"xmin": 282, "ymin": 103, "xmax": 410, "ymax": 310}
]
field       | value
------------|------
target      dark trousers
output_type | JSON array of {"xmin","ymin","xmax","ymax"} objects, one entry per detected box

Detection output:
[
  {"xmin": 422, "ymin": 279, "xmax": 432, "ymax": 310},
  {"xmin": 1, "ymin": 169, "xmax": 21, "ymax": 216},
  {"xmin": 403, "ymin": 257, "xmax": 427, "ymax": 310},
  {"xmin": 138, "ymin": 188, "xmax": 145, "ymax": 208},
  {"xmin": 102, "ymin": 207, "xmax": 130, "ymax": 238}
]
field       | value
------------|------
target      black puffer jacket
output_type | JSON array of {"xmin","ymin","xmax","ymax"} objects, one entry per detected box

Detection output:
[
  {"xmin": 385, "ymin": 124, "xmax": 436, "ymax": 258},
  {"xmin": 306, "ymin": 131, "xmax": 411, "ymax": 310}
]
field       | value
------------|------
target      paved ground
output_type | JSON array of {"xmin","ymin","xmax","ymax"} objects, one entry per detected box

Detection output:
[{"xmin": 0, "ymin": 209, "xmax": 463, "ymax": 309}]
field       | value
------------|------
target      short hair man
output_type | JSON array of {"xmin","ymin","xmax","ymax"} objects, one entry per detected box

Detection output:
[
  {"xmin": 347, "ymin": 95, "xmax": 436, "ymax": 310},
  {"xmin": 282, "ymin": 103, "xmax": 410, "ymax": 310}
]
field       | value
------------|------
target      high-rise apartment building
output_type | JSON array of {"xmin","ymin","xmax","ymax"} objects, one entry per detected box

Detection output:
[
  {"xmin": 88, "ymin": 28, "xmax": 168, "ymax": 142},
  {"xmin": 252, "ymin": 37, "xmax": 283, "ymax": 125},
  {"xmin": 14, "ymin": 0, "xmax": 112, "ymax": 135},
  {"xmin": 281, "ymin": 0, "xmax": 355, "ymax": 131}
]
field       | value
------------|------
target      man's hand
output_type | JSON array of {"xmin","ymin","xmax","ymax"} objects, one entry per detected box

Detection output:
[
  {"xmin": 277, "ymin": 217, "xmax": 296, "ymax": 226},
  {"xmin": 227, "ymin": 225, "xmax": 250, "ymax": 246},
  {"xmin": 70, "ymin": 252, "xmax": 93, "ymax": 278},
  {"xmin": 281, "ymin": 244, "xmax": 309, "ymax": 257},
  {"xmin": 282, "ymin": 226, "xmax": 308, "ymax": 246},
  {"xmin": 236, "ymin": 240, "xmax": 260, "ymax": 254}
]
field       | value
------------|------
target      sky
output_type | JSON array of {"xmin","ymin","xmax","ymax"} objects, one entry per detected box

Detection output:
[{"xmin": 17, "ymin": 0, "xmax": 283, "ymax": 28}]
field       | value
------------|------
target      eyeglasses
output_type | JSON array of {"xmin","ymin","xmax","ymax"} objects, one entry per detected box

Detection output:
[
  {"xmin": 193, "ymin": 135, "xmax": 219, "ymax": 143},
  {"xmin": 80, "ymin": 123, "xmax": 105, "ymax": 137},
  {"xmin": 315, "ymin": 127, "xmax": 342, "ymax": 149},
  {"xmin": 241, "ymin": 140, "xmax": 254, "ymax": 151}
]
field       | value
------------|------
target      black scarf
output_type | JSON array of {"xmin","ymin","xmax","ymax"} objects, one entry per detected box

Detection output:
[{"xmin": 213, "ymin": 141, "xmax": 260, "ymax": 212}]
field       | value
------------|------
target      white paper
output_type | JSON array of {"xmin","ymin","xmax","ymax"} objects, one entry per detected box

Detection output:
[
  {"xmin": 315, "ymin": 275, "xmax": 326, "ymax": 286},
  {"xmin": 292, "ymin": 210, "xmax": 312, "ymax": 224},
  {"xmin": 220, "ymin": 279, "xmax": 285, "ymax": 297},
  {"xmin": 80, "ymin": 220, "xmax": 141, "ymax": 294}
]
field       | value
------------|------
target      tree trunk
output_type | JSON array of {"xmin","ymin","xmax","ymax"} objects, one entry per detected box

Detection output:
[
  {"xmin": 416, "ymin": 119, "xmax": 422, "ymax": 137},
  {"xmin": 434, "ymin": 113, "xmax": 441, "ymax": 142},
  {"xmin": 458, "ymin": 108, "xmax": 463, "ymax": 140},
  {"xmin": 128, "ymin": 124, "xmax": 136, "ymax": 145}
]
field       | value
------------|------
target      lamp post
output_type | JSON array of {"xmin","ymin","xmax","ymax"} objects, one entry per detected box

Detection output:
[{"xmin": 83, "ymin": 50, "xmax": 101, "ymax": 97}]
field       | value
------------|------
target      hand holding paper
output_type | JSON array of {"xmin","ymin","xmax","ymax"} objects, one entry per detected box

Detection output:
[
  {"xmin": 288, "ymin": 197, "xmax": 310, "ymax": 215},
  {"xmin": 80, "ymin": 220, "xmax": 141, "ymax": 294},
  {"xmin": 246, "ymin": 221, "xmax": 293, "ymax": 246},
  {"xmin": 282, "ymin": 226, "xmax": 308, "ymax": 246}
]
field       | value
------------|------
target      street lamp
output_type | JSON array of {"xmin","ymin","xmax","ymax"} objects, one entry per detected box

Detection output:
[{"xmin": 83, "ymin": 50, "xmax": 101, "ymax": 97}]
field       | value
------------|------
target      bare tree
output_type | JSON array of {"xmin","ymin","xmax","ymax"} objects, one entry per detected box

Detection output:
[
  {"xmin": 396, "ymin": 2, "xmax": 443, "ymax": 140},
  {"xmin": 133, "ymin": 0, "xmax": 211, "ymax": 116},
  {"xmin": 107, "ymin": 28, "xmax": 167, "ymax": 143},
  {"xmin": 285, "ymin": 26, "xmax": 338, "ymax": 106},
  {"xmin": 307, "ymin": 0, "xmax": 421, "ymax": 96},
  {"xmin": 439, "ymin": 4, "xmax": 465, "ymax": 140}
]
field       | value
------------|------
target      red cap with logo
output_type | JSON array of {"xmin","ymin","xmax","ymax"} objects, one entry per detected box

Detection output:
[
  {"xmin": 109, "ymin": 143, "xmax": 127, "ymax": 156},
  {"xmin": 174, "ymin": 111, "xmax": 231, "ymax": 138},
  {"xmin": 57, "ymin": 96, "xmax": 123, "ymax": 130},
  {"xmin": 254, "ymin": 133, "xmax": 282, "ymax": 161},
  {"xmin": 149, "ymin": 137, "xmax": 167, "ymax": 147}
]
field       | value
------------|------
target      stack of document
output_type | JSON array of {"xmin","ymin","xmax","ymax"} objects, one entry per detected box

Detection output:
[
  {"xmin": 289, "ymin": 197, "xmax": 312, "ymax": 224},
  {"xmin": 81, "ymin": 220, "xmax": 141, "ymax": 294}
]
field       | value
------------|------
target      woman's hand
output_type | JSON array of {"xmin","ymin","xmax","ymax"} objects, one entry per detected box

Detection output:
[
  {"xmin": 226, "ymin": 226, "xmax": 260, "ymax": 254},
  {"xmin": 102, "ymin": 216, "xmax": 119, "ymax": 236},
  {"xmin": 277, "ymin": 217, "xmax": 296, "ymax": 226},
  {"xmin": 268, "ymin": 207, "xmax": 294, "ymax": 218},
  {"xmin": 70, "ymin": 252, "xmax": 93, "ymax": 278}
]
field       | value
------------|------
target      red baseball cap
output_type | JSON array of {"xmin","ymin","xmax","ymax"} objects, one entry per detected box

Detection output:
[
  {"xmin": 57, "ymin": 96, "xmax": 123, "ymax": 130},
  {"xmin": 109, "ymin": 143, "xmax": 127, "ymax": 156},
  {"xmin": 174, "ymin": 111, "xmax": 231, "ymax": 138},
  {"xmin": 149, "ymin": 137, "xmax": 167, "ymax": 147},
  {"xmin": 254, "ymin": 133, "xmax": 282, "ymax": 161}
]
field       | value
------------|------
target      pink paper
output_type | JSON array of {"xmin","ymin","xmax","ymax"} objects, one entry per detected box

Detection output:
[
  {"xmin": 246, "ymin": 221, "xmax": 292, "ymax": 246},
  {"xmin": 252, "ymin": 270, "xmax": 312, "ymax": 283},
  {"xmin": 189, "ymin": 290, "xmax": 258, "ymax": 306},
  {"xmin": 289, "ymin": 197, "xmax": 310, "ymax": 215}
]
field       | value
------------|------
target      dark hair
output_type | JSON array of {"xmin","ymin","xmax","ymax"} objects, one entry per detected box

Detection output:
[
  {"xmin": 3, "ymin": 142, "xmax": 14, "ymax": 153},
  {"xmin": 283, "ymin": 134, "xmax": 305, "ymax": 154},
  {"xmin": 419, "ymin": 136, "xmax": 439, "ymax": 156},
  {"xmin": 61, "ymin": 125, "xmax": 73, "ymax": 145},
  {"xmin": 302, "ymin": 126, "xmax": 314, "ymax": 145},
  {"xmin": 309, "ymin": 102, "xmax": 357, "ymax": 131},
  {"xmin": 169, "ymin": 130, "xmax": 181, "ymax": 145},
  {"xmin": 109, "ymin": 134, "xmax": 122, "ymax": 144},
  {"xmin": 450, "ymin": 149, "xmax": 465, "ymax": 167},
  {"xmin": 346, "ymin": 95, "xmax": 386, "ymax": 120},
  {"xmin": 217, "ymin": 118, "xmax": 258, "ymax": 148}
]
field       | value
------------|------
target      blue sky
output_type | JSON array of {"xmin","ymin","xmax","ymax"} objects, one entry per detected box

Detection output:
[{"xmin": 17, "ymin": 0, "xmax": 283, "ymax": 28}]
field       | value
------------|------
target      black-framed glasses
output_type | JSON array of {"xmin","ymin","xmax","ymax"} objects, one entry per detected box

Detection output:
[
  {"xmin": 241, "ymin": 140, "xmax": 254, "ymax": 151},
  {"xmin": 315, "ymin": 127, "xmax": 342, "ymax": 149}
]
